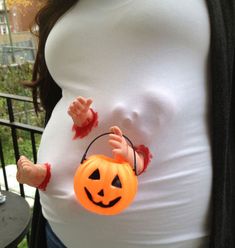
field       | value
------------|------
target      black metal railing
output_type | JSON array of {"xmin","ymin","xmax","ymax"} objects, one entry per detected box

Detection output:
[{"xmin": 0, "ymin": 92, "xmax": 44, "ymax": 197}]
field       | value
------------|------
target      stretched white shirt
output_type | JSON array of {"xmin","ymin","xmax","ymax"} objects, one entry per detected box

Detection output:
[{"xmin": 38, "ymin": 0, "xmax": 212, "ymax": 247}]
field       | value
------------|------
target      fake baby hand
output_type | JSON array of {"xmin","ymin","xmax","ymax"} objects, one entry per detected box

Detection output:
[
  {"xmin": 67, "ymin": 96, "xmax": 94, "ymax": 127},
  {"xmin": 16, "ymin": 156, "xmax": 50, "ymax": 190},
  {"xmin": 109, "ymin": 126, "xmax": 144, "ymax": 175}
]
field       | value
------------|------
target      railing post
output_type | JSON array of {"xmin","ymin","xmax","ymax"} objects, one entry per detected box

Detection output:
[
  {"xmin": 30, "ymin": 131, "xmax": 37, "ymax": 163},
  {"xmin": 0, "ymin": 138, "xmax": 9, "ymax": 191},
  {"xmin": 6, "ymin": 98, "xmax": 25, "ymax": 197},
  {"xmin": 0, "ymin": 93, "xmax": 44, "ymax": 199}
]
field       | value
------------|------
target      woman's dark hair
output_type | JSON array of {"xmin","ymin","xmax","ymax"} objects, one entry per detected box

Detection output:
[{"xmin": 32, "ymin": 0, "xmax": 79, "ymax": 113}]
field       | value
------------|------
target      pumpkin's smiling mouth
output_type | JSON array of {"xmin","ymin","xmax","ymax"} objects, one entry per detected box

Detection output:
[{"xmin": 84, "ymin": 187, "xmax": 121, "ymax": 208}]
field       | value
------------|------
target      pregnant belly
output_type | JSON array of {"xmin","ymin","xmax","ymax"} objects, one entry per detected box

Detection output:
[{"xmin": 38, "ymin": 91, "xmax": 211, "ymax": 247}]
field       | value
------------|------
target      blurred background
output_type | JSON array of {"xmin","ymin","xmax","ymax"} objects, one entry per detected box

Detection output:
[
  {"xmin": 0, "ymin": 0, "xmax": 45, "ymax": 248},
  {"xmin": 0, "ymin": 1, "xmax": 45, "ymax": 247},
  {"xmin": 0, "ymin": 0, "xmax": 43, "ymax": 64},
  {"xmin": 0, "ymin": 0, "xmax": 45, "ymax": 164}
]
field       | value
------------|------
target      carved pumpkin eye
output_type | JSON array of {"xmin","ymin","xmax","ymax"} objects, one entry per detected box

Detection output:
[
  {"xmin": 112, "ymin": 175, "xmax": 122, "ymax": 188},
  {"xmin": 89, "ymin": 169, "xmax": 100, "ymax": 180}
]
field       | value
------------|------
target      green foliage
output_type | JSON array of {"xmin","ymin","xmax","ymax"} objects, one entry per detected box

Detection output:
[
  {"xmin": 0, "ymin": 63, "xmax": 33, "ymax": 96},
  {"xmin": 18, "ymin": 238, "xmax": 28, "ymax": 248},
  {"xmin": 0, "ymin": 62, "xmax": 44, "ymax": 165}
]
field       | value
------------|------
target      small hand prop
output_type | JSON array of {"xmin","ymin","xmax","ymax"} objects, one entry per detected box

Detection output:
[
  {"xmin": 16, "ymin": 156, "xmax": 48, "ymax": 188},
  {"xmin": 67, "ymin": 96, "xmax": 93, "ymax": 127},
  {"xmin": 68, "ymin": 96, "xmax": 98, "ymax": 139},
  {"xmin": 109, "ymin": 126, "xmax": 144, "ymax": 174}
]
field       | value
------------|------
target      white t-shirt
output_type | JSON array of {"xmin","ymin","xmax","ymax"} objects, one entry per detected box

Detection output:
[{"xmin": 38, "ymin": 0, "xmax": 212, "ymax": 247}]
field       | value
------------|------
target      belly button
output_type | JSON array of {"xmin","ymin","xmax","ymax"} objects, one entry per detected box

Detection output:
[
  {"xmin": 132, "ymin": 110, "xmax": 139, "ymax": 119},
  {"xmin": 123, "ymin": 118, "xmax": 132, "ymax": 128}
]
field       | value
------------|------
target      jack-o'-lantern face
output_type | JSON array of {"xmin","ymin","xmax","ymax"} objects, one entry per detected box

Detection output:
[
  {"xmin": 85, "ymin": 168, "xmax": 122, "ymax": 208},
  {"xmin": 74, "ymin": 155, "xmax": 138, "ymax": 215}
]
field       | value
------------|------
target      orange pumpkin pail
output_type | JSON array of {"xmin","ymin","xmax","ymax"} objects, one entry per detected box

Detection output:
[{"xmin": 74, "ymin": 132, "xmax": 138, "ymax": 215}]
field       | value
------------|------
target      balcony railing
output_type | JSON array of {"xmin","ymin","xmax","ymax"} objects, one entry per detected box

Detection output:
[
  {"xmin": 0, "ymin": 92, "xmax": 45, "ymax": 247},
  {"xmin": 0, "ymin": 92, "xmax": 43, "ymax": 197}
]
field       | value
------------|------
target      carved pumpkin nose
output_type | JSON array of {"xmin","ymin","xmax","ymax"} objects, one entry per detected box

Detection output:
[{"xmin": 98, "ymin": 189, "xmax": 104, "ymax": 197}]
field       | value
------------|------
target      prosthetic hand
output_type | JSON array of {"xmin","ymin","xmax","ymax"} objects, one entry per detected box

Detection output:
[
  {"xmin": 67, "ymin": 96, "xmax": 93, "ymax": 127},
  {"xmin": 109, "ymin": 126, "xmax": 145, "ymax": 175},
  {"xmin": 16, "ymin": 156, "xmax": 49, "ymax": 190},
  {"xmin": 68, "ymin": 96, "xmax": 98, "ymax": 139}
]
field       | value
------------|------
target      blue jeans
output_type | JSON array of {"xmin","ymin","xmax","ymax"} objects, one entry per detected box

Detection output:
[{"xmin": 45, "ymin": 221, "xmax": 67, "ymax": 248}]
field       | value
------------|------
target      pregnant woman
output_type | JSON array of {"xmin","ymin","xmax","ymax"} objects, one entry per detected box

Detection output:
[{"xmin": 17, "ymin": 0, "xmax": 235, "ymax": 248}]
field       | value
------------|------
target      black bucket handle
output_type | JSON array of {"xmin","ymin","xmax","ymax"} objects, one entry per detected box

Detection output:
[{"xmin": 80, "ymin": 132, "xmax": 137, "ymax": 176}]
